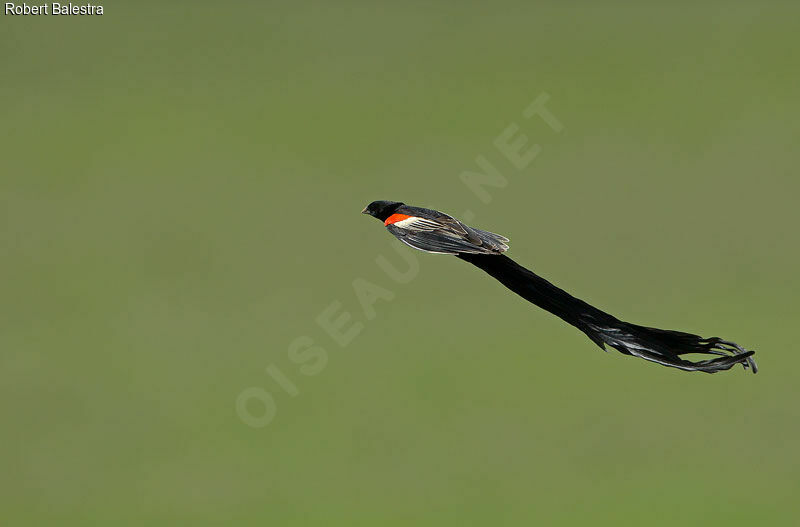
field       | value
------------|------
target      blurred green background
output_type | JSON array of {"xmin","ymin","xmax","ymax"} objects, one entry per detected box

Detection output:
[{"xmin": 2, "ymin": 2, "xmax": 799, "ymax": 525}]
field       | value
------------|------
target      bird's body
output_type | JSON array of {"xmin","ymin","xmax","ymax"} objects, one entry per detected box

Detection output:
[
  {"xmin": 362, "ymin": 200, "xmax": 509, "ymax": 255},
  {"xmin": 362, "ymin": 200, "xmax": 757, "ymax": 374}
]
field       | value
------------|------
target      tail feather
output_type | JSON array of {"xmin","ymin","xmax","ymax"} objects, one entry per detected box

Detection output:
[{"xmin": 456, "ymin": 253, "xmax": 756, "ymax": 374}]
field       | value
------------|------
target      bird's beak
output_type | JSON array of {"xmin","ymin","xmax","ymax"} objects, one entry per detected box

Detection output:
[{"xmin": 361, "ymin": 207, "xmax": 369, "ymax": 214}]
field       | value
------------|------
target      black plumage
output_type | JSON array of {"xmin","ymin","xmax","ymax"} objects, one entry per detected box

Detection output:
[
  {"xmin": 362, "ymin": 200, "xmax": 757, "ymax": 374},
  {"xmin": 457, "ymin": 253, "xmax": 756, "ymax": 373}
]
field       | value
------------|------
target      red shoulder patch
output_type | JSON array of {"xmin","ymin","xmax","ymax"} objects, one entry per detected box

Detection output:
[{"xmin": 384, "ymin": 214, "xmax": 412, "ymax": 226}]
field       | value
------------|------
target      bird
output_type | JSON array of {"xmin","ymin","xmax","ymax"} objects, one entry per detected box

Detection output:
[{"xmin": 362, "ymin": 200, "xmax": 757, "ymax": 374}]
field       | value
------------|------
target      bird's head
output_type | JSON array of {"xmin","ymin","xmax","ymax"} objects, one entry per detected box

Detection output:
[{"xmin": 361, "ymin": 200, "xmax": 404, "ymax": 221}]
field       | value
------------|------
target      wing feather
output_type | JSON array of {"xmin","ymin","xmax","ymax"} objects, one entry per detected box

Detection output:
[{"xmin": 387, "ymin": 221, "xmax": 509, "ymax": 255}]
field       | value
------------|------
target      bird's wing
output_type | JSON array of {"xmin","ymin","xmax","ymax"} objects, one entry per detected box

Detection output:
[{"xmin": 386, "ymin": 215, "xmax": 509, "ymax": 255}]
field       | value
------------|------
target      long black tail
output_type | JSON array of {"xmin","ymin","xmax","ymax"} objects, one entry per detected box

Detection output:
[{"xmin": 457, "ymin": 254, "xmax": 757, "ymax": 374}]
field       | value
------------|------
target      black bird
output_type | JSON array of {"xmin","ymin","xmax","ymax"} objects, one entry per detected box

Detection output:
[{"xmin": 362, "ymin": 200, "xmax": 757, "ymax": 374}]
